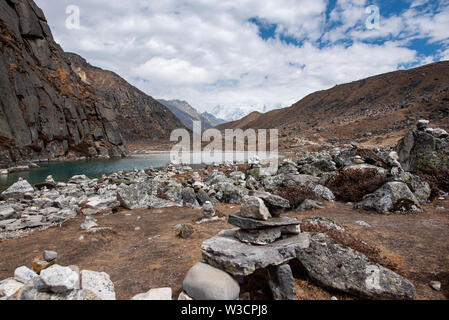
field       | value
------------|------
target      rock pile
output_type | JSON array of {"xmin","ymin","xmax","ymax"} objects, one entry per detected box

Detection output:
[{"xmin": 0, "ymin": 251, "xmax": 115, "ymax": 300}]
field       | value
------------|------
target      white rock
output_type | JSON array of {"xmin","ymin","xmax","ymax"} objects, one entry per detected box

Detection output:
[
  {"xmin": 80, "ymin": 216, "xmax": 98, "ymax": 230},
  {"xmin": 1, "ymin": 180, "xmax": 34, "ymax": 199},
  {"xmin": 80, "ymin": 270, "xmax": 116, "ymax": 300},
  {"xmin": 0, "ymin": 278, "xmax": 24, "ymax": 298},
  {"xmin": 430, "ymin": 281, "xmax": 441, "ymax": 291},
  {"xmin": 40, "ymin": 265, "xmax": 80, "ymax": 293},
  {"xmin": 178, "ymin": 291, "xmax": 193, "ymax": 300},
  {"xmin": 14, "ymin": 266, "xmax": 38, "ymax": 284},
  {"xmin": 132, "ymin": 287, "xmax": 172, "ymax": 300}
]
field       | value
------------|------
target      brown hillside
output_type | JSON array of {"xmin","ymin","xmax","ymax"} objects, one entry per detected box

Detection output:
[{"xmin": 218, "ymin": 61, "xmax": 449, "ymax": 150}]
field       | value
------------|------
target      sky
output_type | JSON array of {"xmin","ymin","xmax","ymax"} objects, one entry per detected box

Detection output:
[{"xmin": 35, "ymin": 0, "xmax": 449, "ymax": 117}]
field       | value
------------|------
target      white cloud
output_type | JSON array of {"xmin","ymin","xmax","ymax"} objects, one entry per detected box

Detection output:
[{"xmin": 34, "ymin": 0, "xmax": 448, "ymax": 116}]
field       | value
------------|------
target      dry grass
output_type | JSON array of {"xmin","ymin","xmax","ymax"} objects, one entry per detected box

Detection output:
[
  {"xmin": 326, "ymin": 168, "xmax": 388, "ymax": 202},
  {"xmin": 274, "ymin": 187, "xmax": 320, "ymax": 209},
  {"xmin": 417, "ymin": 169, "xmax": 449, "ymax": 200}
]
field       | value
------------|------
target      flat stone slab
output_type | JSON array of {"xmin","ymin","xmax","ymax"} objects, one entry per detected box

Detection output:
[
  {"xmin": 201, "ymin": 229, "xmax": 310, "ymax": 276},
  {"xmin": 228, "ymin": 214, "xmax": 300, "ymax": 230}
]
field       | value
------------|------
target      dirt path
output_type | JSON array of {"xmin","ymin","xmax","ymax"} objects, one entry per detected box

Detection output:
[{"xmin": 1, "ymin": 202, "xmax": 448, "ymax": 300}]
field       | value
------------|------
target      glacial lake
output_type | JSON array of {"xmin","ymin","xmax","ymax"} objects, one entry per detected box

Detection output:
[
  {"xmin": 0, "ymin": 153, "xmax": 172, "ymax": 192},
  {"xmin": 0, "ymin": 152, "xmax": 282, "ymax": 192}
]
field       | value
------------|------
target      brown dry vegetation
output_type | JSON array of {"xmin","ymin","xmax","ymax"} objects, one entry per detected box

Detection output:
[
  {"xmin": 326, "ymin": 168, "xmax": 388, "ymax": 202},
  {"xmin": 274, "ymin": 187, "xmax": 320, "ymax": 208}
]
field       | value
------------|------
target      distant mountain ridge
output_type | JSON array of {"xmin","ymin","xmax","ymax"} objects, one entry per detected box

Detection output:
[
  {"xmin": 158, "ymin": 99, "xmax": 213, "ymax": 131},
  {"xmin": 217, "ymin": 61, "xmax": 449, "ymax": 144},
  {"xmin": 201, "ymin": 112, "xmax": 227, "ymax": 127}
]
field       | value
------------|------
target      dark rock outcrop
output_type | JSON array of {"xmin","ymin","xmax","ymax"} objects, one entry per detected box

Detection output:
[
  {"xmin": 66, "ymin": 54, "xmax": 186, "ymax": 142},
  {"xmin": 0, "ymin": 0, "xmax": 131, "ymax": 167}
]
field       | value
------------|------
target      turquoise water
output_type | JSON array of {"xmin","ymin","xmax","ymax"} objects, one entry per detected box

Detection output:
[{"xmin": 0, "ymin": 153, "xmax": 172, "ymax": 191}]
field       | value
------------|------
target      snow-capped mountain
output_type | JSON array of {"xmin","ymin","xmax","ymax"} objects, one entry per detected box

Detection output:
[{"xmin": 210, "ymin": 105, "xmax": 282, "ymax": 122}]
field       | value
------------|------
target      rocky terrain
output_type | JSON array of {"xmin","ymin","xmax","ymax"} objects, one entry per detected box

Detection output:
[
  {"xmin": 1, "ymin": 121, "xmax": 448, "ymax": 300},
  {"xmin": 158, "ymin": 99, "xmax": 213, "ymax": 131},
  {"xmin": 66, "ymin": 54, "xmax": 185, "ymax": 142},
  {"xmin": 0, "ymin": 0, "xmax": 185, "ymax": 171},
  {"xmin": 217, "ymin": 61, "xmax": 449, "ymax": 152}
]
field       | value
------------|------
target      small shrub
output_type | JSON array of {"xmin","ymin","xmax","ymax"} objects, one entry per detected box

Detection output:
[
  {"xmin": 417, "ymin": 169, "xmax": 449, "ymax": 200},
  {"xmin": 326, "ymin": 168, "xmax": 387, "ymax": 203},
  {"xmin": 274, "ymin": 187, "xmax": 319, "ymax": 209}
]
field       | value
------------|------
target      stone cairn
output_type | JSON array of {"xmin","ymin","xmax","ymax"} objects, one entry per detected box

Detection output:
[
  {"xmin": 229, "ymin": 192, "xmax": 299, "ymax": 245},
  {"xmin": 182, "ymin": 191, "xmax": 306, "ymax": 300}
]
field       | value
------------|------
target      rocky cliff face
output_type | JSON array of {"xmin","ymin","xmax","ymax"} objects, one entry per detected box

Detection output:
[
  {"xmin": 0, "ymin": 0, "xmax": 129, "ymax": 168},
  {"xmin": 66, "ymin": 53, "xmax": 186, "ymax": 143}
]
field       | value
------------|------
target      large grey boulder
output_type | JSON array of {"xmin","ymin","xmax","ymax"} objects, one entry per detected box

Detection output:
[
  {"xmin": 201, "ymin": 229, "xmax": 310, "ymax": 276},
  {"xmin": 240, "ymin": 196, "xmax": 271, "ymax": 221},
  {"xmin": 296, "ymin": 233, "xmax": 416, "ymax": 300},
  {"xmin": 216, "ymin": 183, "xmax": 249, "ymax": 204},
  {"xmin": 80, "ymin": 270, "xmax": 116, "ymax": 300},
  {"xmin": 1, "ymin": 180, "xmax": 34, "ymax": 199},
  {"xmin": 228, "ymin": 214, "xmax": 300, "ymax": 230},
  {"xmin": 40, "ymin": 265, "xmax": 80, "ymax": 294},
  {"xmin": 117, "ymin": 179, "xmax": 167, "ymax": 209},
  {"xmin": 183, "ymin": 262, "xmax": 240, "ymax": 300},
  {"xmin": 397, "ymin": 128, "xmax": 449, "ymax": 172},
  {"xmin": 355, "ymin": 182, "xmax": 421, "ymax": 214}
]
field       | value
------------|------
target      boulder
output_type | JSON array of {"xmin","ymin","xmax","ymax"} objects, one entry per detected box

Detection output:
[
  {"xmin": 43, "ymin": 251, "xmax": 58, "ymax": 262},
  {"xmin": 0, "ymin": 278, "xmax": 24, "ymax": 299},
  {"xmin": 201, "ymin": 229, "xmax": 310, "ymax": 276},
  {"xmin": 395, "ymin": 172, "xmax": 431, "ymax": 205},
  {"xmin": 307, "ymin": 184, "xmax": 335, "ymax": 201},
  {"xmin": 0, "ymin": 205, "xmax": 19, "ymax": 221},
  {"xmin": 14, "ymin": 266, "xmax": 38, "ymax": 284},
  {"xmin": 397, "ymin": 128, "xmax": 449, "ymax": 172},
  {"xmin": 1, "ymin": 179, "xmax": 34, "ymax": 199},
  {"xmin": 80, "ymin": 270, "xmax": 116, "ymax": 300},
  {"xmin": 240, "ymin": 196, "xmax": 271, "ymax": 221},
  {"xmin": 182, "ymin": 187, "xmax": 199, "ymax": 207},
  {"xmin": 296, "ymin": 233, "xmax": 416, "ymax": 299},
  {"xmin": 131, "ymin": 287, "xmax": 172, "ymax": 300},
  {"xmin": 296, "ymin": 199, "xmax": 324, "ymax": 211},
  {"xmin": 218, "ymin": 183, "xmax": 249, "ymax": 204},
  {"xmin": 40, "ymin": 265, "xmax": 80, "ymax": 293},
  {"xmin": 117, "ymin": 179, "xmax": 160, "ymax": 209},
  {"xmin": 202, "ymin": 201, "xmax": 215, "ymax": 218},
  {"xmin": 355, "ymin": 182, "xmax": 421, "ymax": 214},
  {"xmin": 267, "ymin": 264, "xmax": 296, "ymax": 300},
  {"xmin": 183, "ymin": 262, "xmax": 240, "ymax": 300}
]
